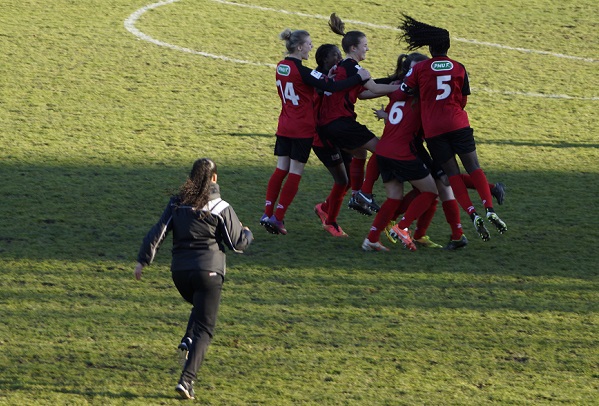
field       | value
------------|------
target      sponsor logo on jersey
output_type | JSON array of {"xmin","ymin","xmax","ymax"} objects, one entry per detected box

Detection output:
[
  {"xmin": 277, "ymin": 64, "xmax": 291, "ymax": 76},
  {"xmin": 310, "ymin": 70, "xmax": 323, "ymax": 79},
  {"xmin": 431, "ymin": 61, "xmax": 453, "ymax": 71}
]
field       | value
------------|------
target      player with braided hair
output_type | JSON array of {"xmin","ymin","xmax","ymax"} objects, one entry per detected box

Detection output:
[
  {"xmin": 397, "ymin": 15, "xmax": 507, "ymax": 242},
  {"xmin": 312, "ymin": 44, "xmax": 353, "ymax": 237}
]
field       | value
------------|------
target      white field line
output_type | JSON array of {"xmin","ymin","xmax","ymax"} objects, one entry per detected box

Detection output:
[
  {"xmin": 124, "ymin": 0, "xmax": 276, "ymax": 67},
  {"xmin": 211, "ymin": 0, "xmax": 597, "ymax": 63},
  {"xmin": 472, "ymin": 87, "xmax": 598, "ymax": 101},
  {"xmin": 124, "ymin": 0, "xmax": 599, "ymax": 100}
]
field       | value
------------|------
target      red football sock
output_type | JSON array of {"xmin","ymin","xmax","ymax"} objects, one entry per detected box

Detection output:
[
  {"xmin": 397, "ymin": 192, "xmax": 438, "ymax": 230},
  {"xmin": 325, "ymin": 182, "xmax": 348, "ymax": 224},
  {"xmin": 442, "ymin": 199, "xmax": 463, "ymax": 240},
  {"xmin": 361, "ymin": 154, "xmax": 379, "ymax": 195},
  {"xmin": 390, "ymin": 199, "xmax": 403, "ymax": 221},
  {"xmin": 394, "ymin": 189, "xmax": 419, "ymax": 220},
  {"xmin": 367, "ymin": 198, "xmax": 400, "ymax": 243},
  {"xmin": 349, "ymin": 157, "xmax": 366, "ymax": 192},
  {"xmin": 448, "ymin": 174, "xmax": 476, "ymax": 215},
  {"xmin": 414, "ymin": 198, "xmax": 438, "ymax": 240},
  {"xmin": 459, "ymin": 173, "xmax": 474, "ymax": 189},
  {"xmin": 264, "ymin": 168, "xmax": 288, "ymax": 216},
  {"xmin": 461, "ymin": 173, "xmax": 495, "ymax": 193},
  {"xmin": 469, "ymin": 168, "xmax": 494, "ymax": 210},
  {"xmin": 274, "ymin": 173, "xmax": 302, "ymax": 220}
]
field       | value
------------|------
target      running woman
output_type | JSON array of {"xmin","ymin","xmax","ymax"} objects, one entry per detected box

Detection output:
[
  {"xmin": 317, "ymin": 13, "xmax": 399, "ymax": 217},
  {"xmin": 134, "ymin": 158, "xmax": 253, "ymax": 400},
  {"xmin": 362, "ymin": 53, "xmax": 439, "ymax": 252},
  {"xmin": 398, "ymin": 15, "xmax": 507, "ymax": 241},
  {"xmin": 261, "ymin": 28, "xmax": 371, "ymax": 235}
]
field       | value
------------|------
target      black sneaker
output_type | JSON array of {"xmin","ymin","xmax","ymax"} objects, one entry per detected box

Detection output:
[
  {"xmin": 369, "ymin": 198, "xmax": 381, "ymax": 213},
  {"xmin": 175, "ymin": 380, "xmax": 195, "ymax": 400},
  {"xmin": 265, "ymin": 214, "xmax": 287, "ymax": 235},
  {"xmin": 260, "ymin": 214, "xmax": 277, "ymax": 234},
  {"xmin": 356, "ymin": 191, "xmax": 380, "ymax": 213},
  {"xmin": 178, "ymin": 337, "xmax": 192, "ymax": 352},
  {"xmin": 487, "ymin": 211, "xmax": 507, "ymax": 234},
  {"xmin": 473, "ymin": 214, "xmax": 490, "ymax": 241},
  {"xmin": 348, "ymin": 195, "xmax": 372, "ymax": 216},
  {"xmin": 178, "ymin": 337, "xmax": 192, "ymax": 361},
  {"xmin": 491, "ymin": 182, "xmax": 506, "ymax": 205},
  {"xmin": 444, "ymin": 234, "xmax": 468, "ymax": 250}
]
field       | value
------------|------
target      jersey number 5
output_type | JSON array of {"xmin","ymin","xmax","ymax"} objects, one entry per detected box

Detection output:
[
  {"xmin": 388, "ymin": 101, "xmax": 406, "ymax": 125},
  {"xmin": 276, "ymin": 80, "xmax": 300, "ymax": 105},
  {"xmin": 436, "ymin": 75, "xmax": 451, "ymax": 100}
]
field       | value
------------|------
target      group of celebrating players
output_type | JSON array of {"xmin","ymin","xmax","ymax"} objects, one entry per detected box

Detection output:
[{"xmin": 259, "ymin": 13, "xmax": 508, "ymax": 251}]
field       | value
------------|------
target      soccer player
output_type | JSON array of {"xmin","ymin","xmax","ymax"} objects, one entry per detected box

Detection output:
[
  {"xmin": 261, "ymin": 28, "xmax": 371, "ymax": 235},
  {"xmin": 362, "ymin": 53, "xmax": 439, "ymax": 252},
  {"xmin": 134, "ymin": 158, "xmax": 253, "ymax": 400},
  {"xmin": 317, "ymin": 13, "xmax": 400, "ymax": 217},
  {"xmin": 398, "ymin": 15, "xmax": 507, "ymax": 241},
  {"xmin": 312, "ymin": 44, "xmax": 353, "ymax": 237}
]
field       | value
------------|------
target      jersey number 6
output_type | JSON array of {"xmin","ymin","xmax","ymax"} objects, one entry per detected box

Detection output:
[{"xmin": 388, "ymin": 101, "xmax": 406, "ymax": 125}]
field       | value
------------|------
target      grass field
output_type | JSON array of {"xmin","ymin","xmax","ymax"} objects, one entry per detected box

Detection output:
[{"xmin": 1, "ymin": 0, "xmax": 598, "ymax": 404}]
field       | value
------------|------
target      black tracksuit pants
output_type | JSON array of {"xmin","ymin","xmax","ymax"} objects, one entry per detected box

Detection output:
[{"xmin": 172, "ymin": 270, "xmax": 224, "ymax": 382}]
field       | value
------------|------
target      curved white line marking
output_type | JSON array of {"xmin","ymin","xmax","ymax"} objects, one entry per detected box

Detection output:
[
  {"xmin": 124, "ymin": 0, "xmax": 275, "ymax": 67},
  {"xmin": 211, "ymin": 0, "xmax": 597, "ymax": 63},
  {"xmin": 124, "ymin": 0, "xmax": 598, "ymax": 100}
]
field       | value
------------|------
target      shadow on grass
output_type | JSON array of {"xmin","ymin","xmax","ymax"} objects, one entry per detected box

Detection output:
[
  {"xmin": 477, "ymin": 139, "xmax": 599, "ymax": 149},
  {"xmin": 0, "ymin": 161, "xmax": 597, "ymax": 273},
  {"xmin": 0, "ymin": 382, "xmax": 175, "ymax": 402},
  {"xmin": 224, "ymin": 132, "xmax": 273, "ymax": 138}
]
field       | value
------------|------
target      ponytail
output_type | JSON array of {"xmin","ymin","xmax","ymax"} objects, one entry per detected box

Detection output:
[{"xmin": 328, "ymin": 13, "xmax": 366, "ymax": 54}]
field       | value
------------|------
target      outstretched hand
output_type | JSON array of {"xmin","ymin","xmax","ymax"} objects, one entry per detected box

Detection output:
[
  {"xmin": 372, "ymin": 104, "xmax": 388, "ymax": 120},
  {"xmin": 134, "ymin": 262, "xmax": 144, "ymax": 281}
]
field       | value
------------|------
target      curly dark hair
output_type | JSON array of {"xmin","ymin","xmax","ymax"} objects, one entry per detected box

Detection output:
[
  {"xmin": 398, "ymin": 14, "xmax": 450, "ymax": 55},
  {"xmin": 315, "ymin": 43, "xmax": 339, "ymax": 73},
  {"xmin": 178, "ymin": 158, "xmax": 218, "ymax": 210}
]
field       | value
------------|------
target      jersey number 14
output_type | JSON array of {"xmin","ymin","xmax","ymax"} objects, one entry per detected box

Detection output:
[{"xmin": 276, "ymin": 80, "xmax": 300, "ymax": 105}]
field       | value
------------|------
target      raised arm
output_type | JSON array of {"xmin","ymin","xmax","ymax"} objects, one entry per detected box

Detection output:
[
  {"xmin": 362, "ymin": 79, "xmax": 399, "ymax": 96},
  {"xmin": 300, "ymin": 65, "xmax": 371, "ymax": 93}
]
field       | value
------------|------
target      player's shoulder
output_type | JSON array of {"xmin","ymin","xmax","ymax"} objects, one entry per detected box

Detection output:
[
  {"xmin": 425, "ymin": 57, "xmax": 466, "ymax": 75},
  {"xmin": 339, "ymin": 58, "xmax": 360, "ymax": 71},
  {"xmin": 277, "ymin": 58, "xmax": 302, "ymax": 75},
  {"xmin": 408, "ymin": 59, "xmax": 432, "ymax": 76}
]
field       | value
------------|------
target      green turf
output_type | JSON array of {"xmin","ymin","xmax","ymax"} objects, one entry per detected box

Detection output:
[{"xmin": 1, "ymin": 0, "xmax": 598, "ymax": 404}]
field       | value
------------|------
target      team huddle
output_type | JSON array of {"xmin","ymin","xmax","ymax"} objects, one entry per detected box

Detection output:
[{"xmin": 260, "ymin": 13, "xmax": 508, "ymax": 251}]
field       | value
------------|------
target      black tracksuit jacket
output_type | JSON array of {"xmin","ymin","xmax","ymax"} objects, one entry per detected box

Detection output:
[{"xmin": 136, "ymin": 184, "xmax": 253, "ymax": 276}]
